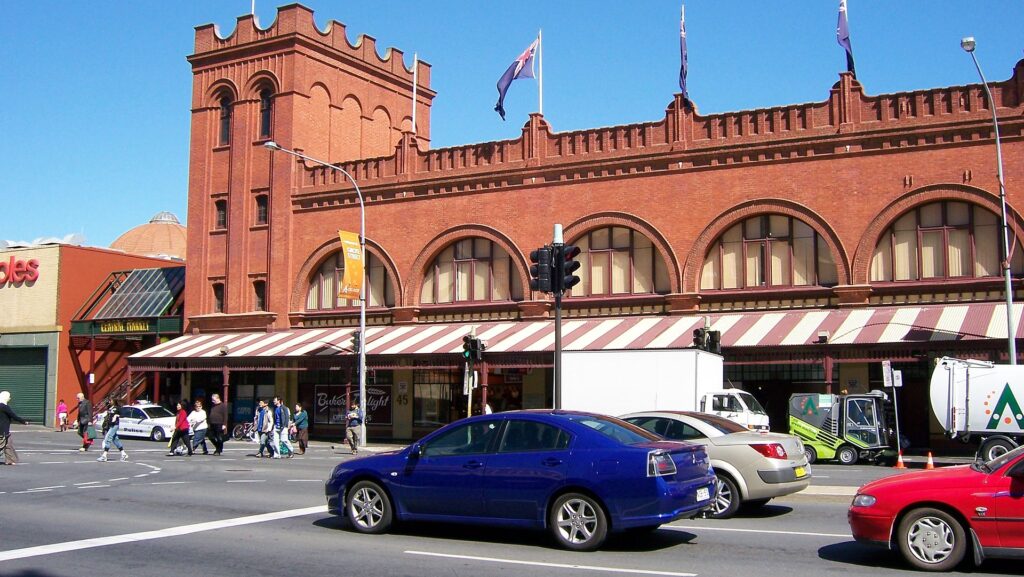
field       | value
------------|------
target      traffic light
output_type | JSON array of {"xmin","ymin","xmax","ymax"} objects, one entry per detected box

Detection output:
[
  {"xmin": 693, "ymin": 327, "xmax": 708, "ymax": 350},
  {"xmin": 554, "ymin": 244, "xmax": 581, "ymax": 293},
  {"xmin": 351, "ymin": 330, "xmax": 363, "ymax": 355},
  {"xmin": 706, "ymin": 330, "xmax": 721, "ymax": 355},
  {"xmin": 463, "ymin": 335, "xmax": 474, "ymax": 360},
  {"xmin": 529, "ymin": 246, "xmax": 553, "ymax": 293},
  {"xmin": 474, "ymin": 339, "xmax": 487, "ymax": 362}
]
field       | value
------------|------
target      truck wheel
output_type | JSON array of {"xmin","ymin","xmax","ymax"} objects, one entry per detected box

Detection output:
[
  {"xmin": 837, "ymin": 445, "xmax": 858, "ymax": 465},
  {"xmin": 803, "ymin": 446, "xmax": 817, "ymax": 465},
  {"xmin": 981, "ymin": 438, "xmax": 1014, "ymax": 462},
  {"xmin": 897, "ymin": 507, "xmax": 966, "ymax": 571},
  {"xmin": 150, "ymin": 428, "xmax": 166, "ymax": 442}
]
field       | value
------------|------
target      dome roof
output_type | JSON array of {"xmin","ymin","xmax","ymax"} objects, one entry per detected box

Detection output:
[{"xmin": 110, "ymin": 212, "xmax": 187, "ymax": 260}]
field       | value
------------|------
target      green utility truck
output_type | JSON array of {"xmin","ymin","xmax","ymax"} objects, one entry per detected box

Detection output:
[{"xmin": 788, "ymin": 391, "xmax": 897, "ymax": 465}]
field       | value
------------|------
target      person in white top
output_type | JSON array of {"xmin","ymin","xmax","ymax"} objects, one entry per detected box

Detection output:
[{"xmin": 187, "ymin": 399, "xmax": 210, "ymax": 455}]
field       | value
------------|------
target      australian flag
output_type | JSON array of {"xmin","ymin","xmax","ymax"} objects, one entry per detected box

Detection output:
[
  {"xmin": 837, "ymin": 0, "xmax": 856, "ymax": 78},
  {"xmin": 494, "ymin": 38, "xmax": 538, "ymax": 121}
]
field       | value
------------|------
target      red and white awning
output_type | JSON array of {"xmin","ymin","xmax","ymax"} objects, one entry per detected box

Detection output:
[{"xmin": 130, "ymin": 302, "xmax": 1023, "ymax": 361}]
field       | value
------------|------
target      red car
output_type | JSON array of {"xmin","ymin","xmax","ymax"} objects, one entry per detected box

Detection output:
[{"xmin": 849, "ymin": 446, "xmax": 1024, "ymax": 571}]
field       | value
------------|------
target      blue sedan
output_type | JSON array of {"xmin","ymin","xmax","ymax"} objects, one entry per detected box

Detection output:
[{"xmin": 325, "ymin": 410, "xmax": 717, "ymax": 550}]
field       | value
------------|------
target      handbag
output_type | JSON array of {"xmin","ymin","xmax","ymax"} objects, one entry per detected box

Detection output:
[{"xmin": 86, "ymin": 425, "xmax": 98, "ymax": 440}]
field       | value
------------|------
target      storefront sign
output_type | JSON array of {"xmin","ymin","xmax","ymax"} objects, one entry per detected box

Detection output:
[
  {"xmin": 99, "ymin": 319, "xmax": 152, "ymax": 333},
  {"xmin": 314, "ymin": 383, "xmax": 392, "ymax": 425},
  {"xmin": 0, "ymin": 256, "xmax": 40, "ymax": 284}
]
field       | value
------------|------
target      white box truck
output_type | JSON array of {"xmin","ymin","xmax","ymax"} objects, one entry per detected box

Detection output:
[
  {"xmin": 930, "ymin": 357, "xmax": 1024, "ymax": 461},
  {"xmin": 560, "ymin": 348, "xmax": 769, "ymax": 430}
]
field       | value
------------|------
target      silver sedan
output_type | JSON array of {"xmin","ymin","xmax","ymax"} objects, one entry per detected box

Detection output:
[{"xmin": 621, "ymin": 411, "xmax": 810, "ymax": 519}]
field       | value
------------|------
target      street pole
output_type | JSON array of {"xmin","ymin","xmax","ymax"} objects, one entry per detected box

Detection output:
[
  {"xmin": 264, "ymin": 141, "xmax": 368, "ymax": 444},
  {"xmin": 962, "ymin": 37, "xmax": 1017, "ymax": 365},
  {"xmin": 553, "ymin": 224, "xmax": 563, "ymax": 409}
]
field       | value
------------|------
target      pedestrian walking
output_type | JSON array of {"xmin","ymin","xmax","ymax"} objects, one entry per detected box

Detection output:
[
  {"xmin": 255, "ymin": 399, "xmax": 275, "ymax": 458},
  {"xmin": 208, "ymin": 393, "xmax": 228, "ymax": 455},
  {"xmin": 167, "ymin": 400, "xmax": 193, "ymax": 456},
  {"xmin": 345, "ymin": 401, "xmax": 363, "ymax": 455},
  {"xmin": 293, "ymin": 403, "xmax": 308, "ymax": 455},
  {"xmin": 97, "ymin": 401, "xmax": 128, "ymax": 462},
  {"xmin": 272, "ymin": 397, "xmax": 293, "ymax": 458},
  {"xmin": 189, "ymin": 399, "xmax": 210, "ymax": 455},
  {"xmin": 76, "ymin": 392, "xmax": 94, "ymax": 452},
  {"xmin": 57, "ymin": 399, "xmax": 68, "ymax": 432},
  {"xmin": 1, "ymin": 391, "xmax": 28, "ymax": 465}
]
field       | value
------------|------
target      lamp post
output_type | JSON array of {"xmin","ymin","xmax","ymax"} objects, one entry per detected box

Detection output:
[
  {"xmin": 264, "ymin": 140, "xmax": 368, "ymax": 443},
  {"xmin": 961, "ymin": 37, "xmax": 1017, "ymax": 364}
]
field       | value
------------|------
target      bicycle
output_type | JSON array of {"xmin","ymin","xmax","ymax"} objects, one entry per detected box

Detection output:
[{"xmin": 232, "ymin": 422, "xmax": 257, "ymax": 442}]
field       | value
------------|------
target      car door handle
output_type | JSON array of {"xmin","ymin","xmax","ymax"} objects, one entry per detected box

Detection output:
[
  {"xmin": 463, "ymin": 460, "xmax": 484, "ymax": 469},
  {"xmin": 542, "ymin": 458, "xmax": 563, "ymax": 467}
]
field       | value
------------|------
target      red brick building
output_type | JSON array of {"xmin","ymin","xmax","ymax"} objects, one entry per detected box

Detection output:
[{"xmin": 131, "ymin": 4, "xmax": 1024, "ymax": 446}]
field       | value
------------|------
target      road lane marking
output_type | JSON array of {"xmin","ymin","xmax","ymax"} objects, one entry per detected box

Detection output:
[
  {"xmin": 14, "ymin": 489, "xmax": 52, "ymax": 494},
  {"xmin": 133, "ymin": 474, "xmax": 148, "ymax": 478},
  {"xmin": 30, "ymin": 486, "xmax": 65, "ymax": 490},
  {"xmin": 0, "ymin": 505, "xmax": 328, "ymax": 562},
  {"xmin": 404, "ymin": 551, "xmax": 696, "ymax": 576},
  {"xmin": 108, "ymin": 478, "xmax": 129, "ymax": 482},
  {"xmin": 664, "ymin": 525, "xmax": 848, "ymax": 539},
  {"xmin": 78, "ymin": 485, "xmax": 111, "ymax": 489},
  {"xmin": 798, "ymin": 486, "xmax": 857, "ymax": 496},
  {"xmin": 74, "ymin": 482, "xmax": 100, "ymax": 486},
  {"xmin": 39, "ymin": 461, "xmax": 65, "ymax": 464}
]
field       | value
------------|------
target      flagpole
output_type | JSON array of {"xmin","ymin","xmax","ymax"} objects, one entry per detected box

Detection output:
[
  {"xmin": 538, "ymin": 29, "xmax": 543, "ymax": 116},
  {"xmin": 411, "ymin": 53, "xmax": 419, "ymax": 135}
]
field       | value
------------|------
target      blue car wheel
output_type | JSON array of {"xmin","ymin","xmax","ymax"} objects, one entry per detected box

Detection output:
[
  {"xmin": 346, "ymin": 480, "xmax": 392, "ymax": 534},
  {"xmin": 549, "ymin": 493, "xmax": 608, "ymax": 551}
]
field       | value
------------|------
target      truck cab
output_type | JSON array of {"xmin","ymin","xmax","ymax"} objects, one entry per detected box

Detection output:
[
  {"xmin": 788, "ymin": 391, "xmax": 896, "ymax": 465},
  {"xmin": 700, "ymin": 390, "xmax": 770, "ymax": 432}
]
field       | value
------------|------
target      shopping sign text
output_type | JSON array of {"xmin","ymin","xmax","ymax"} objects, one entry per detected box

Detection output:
[{"xmin": 0, "ymin": 257, "xmax": 40, "ymax": 285}]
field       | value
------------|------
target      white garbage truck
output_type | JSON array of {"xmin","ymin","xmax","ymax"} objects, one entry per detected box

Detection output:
[
  {"xmin": 560, "ymin": 348, "xmax": 770, "ymax": 431},
  {"xmin": 930, "ymin": 357, "xmax": 1024, "ymax": 461}
]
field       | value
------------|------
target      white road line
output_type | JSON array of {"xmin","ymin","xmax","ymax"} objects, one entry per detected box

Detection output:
[
  {"xmin": 74, "ymin": 481, "xmax": 100, "ymax": 486},
  {"xmin": 133, "ymin": 474, "xmax": 148, "ymax": 478},
  {"xmin": 0, "ymin": 505, "xmax": 328, "ymax": 562},
  {"xmin": 404, "ymin": 551, "xmax": 697, "ymax": 576},
  {"xmin": 39, "ymin": 461, "xmax": 65, "ymax": 464},
  {"xmin": 226, "ymin": 480, "xmax": 265, "ymax": 483},
  {"xmin": 150, "ymin": 481, "xmax": 190, "ymax": 485},
  {"xmin": 108, "ymin": 478, "xmax": 129, "ymax": 482},
  {"xmin": 78, "ymin": 485, "xmax": 111, "ymax": 489},
  {"xmin": 30, "ymin": 486, "xmax": 65, "ymax": 490},
  {"xmin": 664, "ymin": 525, "xmax": 848, "ymax": 539},
  {"xmin": 14, "ymin": 489, "xmax": 52, "ymax": 494}
]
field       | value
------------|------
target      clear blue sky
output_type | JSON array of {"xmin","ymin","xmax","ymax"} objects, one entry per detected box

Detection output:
[{"xmin": 1, "ymin": 1, "xmax": 1020, "ymax": 248}]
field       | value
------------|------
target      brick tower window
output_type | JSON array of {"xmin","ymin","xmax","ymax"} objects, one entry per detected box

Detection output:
[
  {"xmin": 255, "ymin": 195, "xmax": 268, "ymax": 225},
  {"xmin": 701, "ymin": 215, "xmax": 837, "ymax": 290},
  {"xmin": 214, "ymin": 200, "xmax": 227, "ymax": 230},
  {"xmin": 870, "ymin": 201, "xmax": 1024, "ymax": 282},
  {"xmin": 420, "ymin": 238, "xmax": 523, "ymax": 304},
  {"xmin": 259, "ymin": 89, "xmax": 273, "ymax": 139},
  {"xmin": 253, "ymin": 280, "xmax": 266, "ymax": 311},
  {"xmin": 219, "ymin": 96, "xmax": 232, "ymax": 145},
  {"xmin": 567, "ymin": 227, "xmax": 670, "ymax": 298},
  {"xmin": 212, "ymin": 283, "xmax": 225, "ymax": 313}
]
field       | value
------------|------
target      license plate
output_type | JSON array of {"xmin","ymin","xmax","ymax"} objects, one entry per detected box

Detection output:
[
  {"xmin": 794, "ymin": 466, "xmax": 806, "ymax": 478},
  {"xmin": 696, "ymin": 487, "xmax": 710, "ymax": 501}
]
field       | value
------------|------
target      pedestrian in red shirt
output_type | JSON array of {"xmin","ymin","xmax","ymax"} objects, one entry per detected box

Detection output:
[{"xmin": 166, "ymin": 400, "xmax": 193, "ymax": 456}]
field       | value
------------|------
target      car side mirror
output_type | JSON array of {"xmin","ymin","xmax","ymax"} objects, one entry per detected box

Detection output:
[{"xmin": 409, "ymin": 443, "xmax": 422, "ymax": 459}]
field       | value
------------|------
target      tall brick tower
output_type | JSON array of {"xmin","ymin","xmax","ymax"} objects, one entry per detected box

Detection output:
[{"xmin": 184, "ymin": 4, "xmax": 434, "ymax": 332}]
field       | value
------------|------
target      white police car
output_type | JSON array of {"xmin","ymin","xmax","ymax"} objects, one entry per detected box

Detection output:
[{"xmin": 109, "ymin": 403, "xmax": 177, "ymax": 442}]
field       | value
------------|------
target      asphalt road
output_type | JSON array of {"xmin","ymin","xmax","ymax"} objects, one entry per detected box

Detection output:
[{"xmin": 0, "ymin": 427, "xmax": 1011, "ymax": 577}]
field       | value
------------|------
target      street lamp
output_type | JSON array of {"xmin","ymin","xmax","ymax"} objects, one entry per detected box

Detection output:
[
  {"xmin": 961, "ymin": 37, "xmax": 1017, "ymax": 365},
  {"xmin": 264, "ymin": 140, "xmax": 369, "ymax": 442}
]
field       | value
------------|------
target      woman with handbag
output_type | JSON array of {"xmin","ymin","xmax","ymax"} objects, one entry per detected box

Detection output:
[{"xmin": 167, "ymin": 400, "xmax": 193, "ymax": 456}]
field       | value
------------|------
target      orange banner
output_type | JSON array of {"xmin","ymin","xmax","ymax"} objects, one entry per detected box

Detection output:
[{"xmin": 338, "ymin": 230, "xmax": 363, "ymax": 300}]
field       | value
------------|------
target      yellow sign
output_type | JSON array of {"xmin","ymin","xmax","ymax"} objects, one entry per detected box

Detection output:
[
  {"xmin": 338, "ymin": 230, "xmax": 364, "ymax": 300},
  {"xmin": 99, "ymin": 320, "xmax": 150, "ymax": 333}
]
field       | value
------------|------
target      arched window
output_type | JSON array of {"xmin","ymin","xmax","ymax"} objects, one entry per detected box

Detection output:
[
  {"xmin": 870, "ymin": 201, "xmax": 1024, "ymax": 281},
  {"xmin": 701, "ymin": 215, "xmax": 837, "ymax": 290},
  {"xmin": 420, "ymin": 238, "xmax": 523, "ymax": 304},
  {"xmin": 568, "ymin": 227, "xmax": 670, "ymax": 297},
  {"xmin": 218, "ymin": 96, "xmax": 232, "ymax": 145},
  {"xmin": 258, "ymin": 89, "xmax": 273, "ymax": 139},
  {"xmin": 307, "ymin": 252, "xmax": 394, "ymax": 310}
]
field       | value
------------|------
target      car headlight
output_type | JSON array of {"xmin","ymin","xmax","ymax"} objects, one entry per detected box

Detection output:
[{"xmin": 852, "ymin": 494, "xmax": 877, "ymax": 508}]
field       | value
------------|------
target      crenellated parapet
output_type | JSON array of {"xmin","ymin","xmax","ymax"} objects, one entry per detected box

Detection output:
[
  {"xmin": 291, "ymin": 59, "xmax": 1024, "ymax": 207},
  {"xmin": 192, "ymin": 3, "xmax": 430, "ymax": 88}
]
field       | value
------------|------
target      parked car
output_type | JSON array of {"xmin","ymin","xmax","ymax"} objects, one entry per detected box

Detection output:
[
  {"xmin": 325, "ymin": 410, "xmax": 718, "ymax": 551},
  {"xmin": 621, "ymin": 411, "xmax": 810, "ymax": 518},
  {"xmin": 95, "ymin": 403, "xmax": 177, "ymax": 441},
  {"xmin": 849, "ymin": 445, "xmax": 1024, "ymax": 571}
]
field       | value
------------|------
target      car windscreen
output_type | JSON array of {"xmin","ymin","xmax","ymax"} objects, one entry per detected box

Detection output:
[
  {"xmin": 142, "ymin": 407, "xmax": 175, "ymax": 419},
  {"xmin": 567, "ymin": 414, "xmax": 660, "ymax": 445},
  {"xmin": 688, "ymin": 413, "xmax": 748, "ymax": 434},
  {"xmin": 737, "ymin": 392, "xmax": 767, "ymax": 414}
]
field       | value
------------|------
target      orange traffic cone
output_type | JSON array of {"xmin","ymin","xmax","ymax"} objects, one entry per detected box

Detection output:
[
  {"xmin": 925, "ymin": 452, "xmax": 935, "ymax": 470},
  {"xmin": 894, "ymin": 451, "xmax": 907, "ymax": 469}
]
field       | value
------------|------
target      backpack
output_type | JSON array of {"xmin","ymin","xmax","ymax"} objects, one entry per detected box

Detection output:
[{"xmin": 102, "ymin": 410, "xmax": 116, "ymax": 433}]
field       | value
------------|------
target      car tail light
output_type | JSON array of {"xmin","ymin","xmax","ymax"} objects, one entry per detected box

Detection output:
[
  {"xmin": 749, "ymin": 443, "xmax": 788, "ymax": 459},
  {"xmin": 648, "ymin": 450, "xmax": 677, "ymax": 477}
]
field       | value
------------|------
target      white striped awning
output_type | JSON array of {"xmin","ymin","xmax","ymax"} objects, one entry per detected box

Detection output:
[{"xmin": 130, "ymin": 302, "xmax": 1023, "ymax": 361}]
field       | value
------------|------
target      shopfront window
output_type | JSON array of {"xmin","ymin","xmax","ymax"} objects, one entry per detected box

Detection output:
[{"xmin": 413, "ymin": 369, "xmax": 461, "ymax": 427}]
